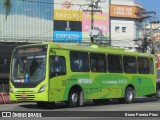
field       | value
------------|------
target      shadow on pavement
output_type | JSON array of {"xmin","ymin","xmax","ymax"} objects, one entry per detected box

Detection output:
[{"xmin": 19, "ymin": 97, "xmax": 160, "ymax": 110}]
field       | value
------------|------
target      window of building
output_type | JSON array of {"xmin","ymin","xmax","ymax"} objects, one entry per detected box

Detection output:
[
  {"xmin": 122, "ymin": 27, "xmax": 126, "ymax": 32},
  {"xmin": 90, "ymin": 53, "xmax": 107, "ymax": 72},
  {"xmin": 108, "ymin": 55, "xmax": 123, "ymax": 73},
  {"xmin": 70, "ymin": 51, "xmax": 89, "ymax": 72},
  {"xmin": 137, "ymin": 57, "xmax": 150, "ymax": 74},
  {"xmin": 136, "ymin": 24, "xmax": 142, "ymax": 39},
  {"xmin": 123, "ymin": 56, "xmax": 137, "ymax": 73},
  {"xmin": 115, "ymin": 27, "xmax": 120, "ymax": 33}
]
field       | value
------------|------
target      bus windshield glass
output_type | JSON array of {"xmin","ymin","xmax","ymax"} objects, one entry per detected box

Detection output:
[{"xmin": 11, "ymin": 45, "xmax": 47, "ymax": 83}]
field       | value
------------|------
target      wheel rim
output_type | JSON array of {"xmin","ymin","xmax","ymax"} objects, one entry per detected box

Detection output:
[
  {"xmin": 127, "ymin": 91, "xmax": 133, "ymax": 101},
  {"xmin": 71, "ymin": 93, "xmax": 78, "ymax": 103}
]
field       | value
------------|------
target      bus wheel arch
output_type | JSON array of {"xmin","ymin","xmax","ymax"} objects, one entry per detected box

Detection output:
[
  {"xmin": 67, "ymin": 85, "xmax": 84, "ymax": 107},
  {"xmin": 119, "ymin": 84, "xmax": 135, "ymax": 104},
  {"xmin": 124, "ymin": 85, "xmax": 135, "ymax": 103}
]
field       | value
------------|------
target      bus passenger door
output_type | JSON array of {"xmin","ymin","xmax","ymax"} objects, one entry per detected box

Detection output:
[{"xmin": 49, "ymin": 49, "xmax": 67, "ymax": 102}]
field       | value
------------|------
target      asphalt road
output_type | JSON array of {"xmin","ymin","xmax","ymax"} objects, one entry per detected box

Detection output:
[
  {"xmin": 0, "ymin": 97, "xmax": 160, "ymax": 111},
  {"xmin": 1, "ymin": 97, "xmax": 160, "ymax": 120}
]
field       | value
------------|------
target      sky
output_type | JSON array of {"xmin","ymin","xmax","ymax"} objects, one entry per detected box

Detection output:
[
  {"xmin": 135, "ymin": 0, "xmax": 160, "ymax": 21},
  {"xmin": 1, "ymin": 0, "xmax": 159, "ymax": 20}
]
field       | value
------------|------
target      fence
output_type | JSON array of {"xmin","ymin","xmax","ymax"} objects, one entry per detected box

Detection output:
[{"xmin": 0, "ymin": 84, "xmax": 9, "ymax": 93}]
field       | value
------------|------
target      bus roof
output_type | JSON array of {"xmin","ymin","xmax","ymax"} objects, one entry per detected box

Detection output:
[
  {"xmin": 15, "ymin": 42, "xmax": 155, "ymax": 58},
  {"xmin": 46, "ymin": 42, "xmax": 154, "ymax": 58}
]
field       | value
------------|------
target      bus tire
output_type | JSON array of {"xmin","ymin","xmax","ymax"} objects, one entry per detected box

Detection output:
[
  {"xmin": 67, "ymin": 90, "xmax": 81, "ymax": 108},
  {"xmin": 79, "ymin": 91, "xmax": 84, "ymax": 107},
  {"xmin": 156, "ymin": 88, "xmax": 160, "ymax": 98},
  {"xmin": 125, "ymin": 87, "xmax": 134, "ymax": 104}
]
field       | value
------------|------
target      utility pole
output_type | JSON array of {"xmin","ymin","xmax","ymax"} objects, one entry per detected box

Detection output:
[
  {"xmin": 143, "ymin": 18, "xmax": 147, "ymax": 53},
  {"xmin": 149, "ymin": 20, "xmax": 160, "ymax": 54},
  {"xmin": 83, "ymin": 0, "xmax": 102, "ymax": 44},
  {"xmin": 135, "ymin": 11, "xmax": 156, "ymax": 53}
]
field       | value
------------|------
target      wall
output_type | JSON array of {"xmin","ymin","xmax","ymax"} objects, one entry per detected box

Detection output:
[
  {"xmin": 110, "ymin": 0, "xmax": 143, "ymax": 48},
  {"xmin": 111, "ymin": 18, "xmax": 135, "ymax": 47},
  {"xmin": 0, "ymin": 0, "xmax": 53, "ymax": 43},
  {"xmin": 53, "ymin": 0, "xmax": 110, "ymax": 43},
  {"xmin": 0, "ymin": 0, "xmax": 110, "ymax": 43},
  {"xmin": 111, "ymin": 0, "xmax": 134, "ymax": 6},
  {"xmin": 111, "ymin": 0, "xmax": 142, "ymax": 7}
]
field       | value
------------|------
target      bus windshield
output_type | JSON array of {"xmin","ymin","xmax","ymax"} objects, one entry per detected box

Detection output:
[{"xmin": 11, "ymin": 46, "xmax": 47, "ymax": 83}]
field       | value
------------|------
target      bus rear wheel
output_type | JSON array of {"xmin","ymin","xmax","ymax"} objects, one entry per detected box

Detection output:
[
  {"xmin": 125, "ymin": 87, "xmax": 134, "ymax": 103},
  {"xmin": 67, "ymin": 90, "xmax": 82, "ymax": 108},
  {"xmin": 156, "ymin": 88, "xmax": 160, "ymax": 98}
]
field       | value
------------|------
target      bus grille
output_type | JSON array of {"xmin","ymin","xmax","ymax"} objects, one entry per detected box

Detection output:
[
  {"xmin": 15, "ymin": 94, "xmax": 35, "ymax": 101},
  {"xmin": 16, "ymin": 90, "xmax": 33, "ymax": 93}
]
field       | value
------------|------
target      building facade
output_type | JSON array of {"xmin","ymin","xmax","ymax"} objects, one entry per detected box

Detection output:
[
  {"xmin": 0, "ymin": 0, "xmax": 110, "ymax": 83},
  {"xmin": 110, "ymin": 0, "xmax": 144, "ymax": 48},
  {"xmin": 0, "ymin": 0, "xmax": 110, "ymax": 43}
]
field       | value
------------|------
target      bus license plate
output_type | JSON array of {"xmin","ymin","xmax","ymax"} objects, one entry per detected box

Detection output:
[{"xmin": 21, "ymin": 94, "xmax": 27, "ymax": 99}]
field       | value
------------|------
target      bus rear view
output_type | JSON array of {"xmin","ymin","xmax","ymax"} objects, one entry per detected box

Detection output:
[{"xmin": 9, "ymin": 45, "xmax": 48, "ymax": 102}]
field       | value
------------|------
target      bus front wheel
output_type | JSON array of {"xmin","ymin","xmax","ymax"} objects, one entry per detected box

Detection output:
[
  {"xmin": 125, "ymin": 87, "xmax": 134, "ymax": 104},
  {"xmin": 67, "ymin": 90, "xmax": 82, "ymax": 108}
]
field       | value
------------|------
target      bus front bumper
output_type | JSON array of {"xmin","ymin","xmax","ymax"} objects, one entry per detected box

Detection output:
[{"xmin": 9, "ymin": 91, "xmax": 48, "ymax": 102}]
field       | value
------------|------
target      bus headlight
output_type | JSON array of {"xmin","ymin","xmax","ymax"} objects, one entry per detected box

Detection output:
[
  {"xmin": 10, "ymin": 87, "xmax": 13, "ymax": 93},
  {"xmin": 38, "ymin": 84, "xmax": 46, "ymax": 93}
]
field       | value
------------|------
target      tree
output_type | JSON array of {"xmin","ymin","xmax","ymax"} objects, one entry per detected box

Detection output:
[{"xmin": 3, "ymin": 0, "xmax": 11, "ymax": 19}]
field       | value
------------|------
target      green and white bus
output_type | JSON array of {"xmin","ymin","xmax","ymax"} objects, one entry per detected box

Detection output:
[{"xmin": 9, "ymin": 42, "xmax": 156, "ymax": 107}]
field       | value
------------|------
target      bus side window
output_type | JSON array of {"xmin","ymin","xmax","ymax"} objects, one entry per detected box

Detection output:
[
  {"xmin": 90, "ymin": 54, "xmax": 98, "ymax": 72},
  {"xmin": 123, "ymin": 56, "xmax": 136, "ymax": 74},
  {"xmin": 72, "ymin": 61, "xmax": 79, "ymax": 71},
  {"xmin": 137, "ymin": 57, "xmax": 149, "ymax": 74},
  {"xmin": 50, "ymin": 56, "xmax": 66, "ymax": 78},
  {"xmin": 70, "ymin": 51, "xmax": 89, "ymax": 72},
  {"xmin": 90, "ymin": 53, "xmax": 106, "ymax": 72},
  {"xmin": 108, "ymin": 55, "xmax": 115, "ymax": 72},
  {"xmin": 108, "ymin": 55, "xmax": 122, "ymax": 73},
  {"xmin": 150, "ymin": 58, "xmax": 154, "ymax": 74}
]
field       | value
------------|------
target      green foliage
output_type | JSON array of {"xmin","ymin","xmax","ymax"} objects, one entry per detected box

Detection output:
[{"xmin": 3, "ymin": 0, "xmax": 11, "ymax": 19}]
